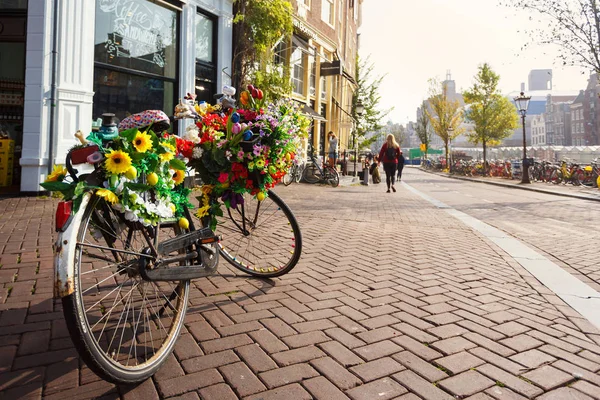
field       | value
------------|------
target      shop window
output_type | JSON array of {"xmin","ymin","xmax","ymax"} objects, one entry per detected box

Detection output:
[
  {"xmin": 93, "ymin": 0, "xmax": 179, "ymax": 125},
  {"xmin": 195, "ymin": 10, "xmax": 217, "ymax": 104},
  {"xmin": 291, "ymin": 46, "xmax": 304, "ymax": 95},
  {"xmin": 309, "ymin": 53, "xmax": 316, "ymax": 97}
]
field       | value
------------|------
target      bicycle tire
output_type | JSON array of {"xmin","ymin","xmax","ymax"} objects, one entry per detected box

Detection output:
[
  {"xmin": 324, "ymin": 166, "xmax": 340, "ymax": 187},
  {"xmin": 283, "ymin": 169, "xmax": 294, "ymax": 186},
  {"xmin": 62, "ymin": 195, "xmax": 190, "ymax": 384},
  {"xmin": 216, "ymin": 190, "xmax": 302, "ymax": 278},
  {"xmin": 295, "ymin": 164, "xmax": 304, "ymax": 183},
  {"xmin": 303, "ymin": 164, "xmax": 321, "ymax": 184},
  {"xmin": 550, "ymin": 169, "xmax": 562, "ymax": 184}
]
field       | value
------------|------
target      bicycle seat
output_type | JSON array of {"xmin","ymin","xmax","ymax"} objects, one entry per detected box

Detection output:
[{"xmin": 118, "ymin": 110, "xmax": 171, "ymax": 133}]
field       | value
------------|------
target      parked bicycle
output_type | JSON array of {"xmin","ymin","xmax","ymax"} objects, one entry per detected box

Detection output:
[
  {"xmin": 283, "ymin": 160, "xmax": 305, "ymax": 186},
  {"xmin": 302, "ymin": 149, "xmax": 340, "ymax": 187},
  {"xmin": 49, "ymin": 108, "xmax": 303, "ymax": 384}
]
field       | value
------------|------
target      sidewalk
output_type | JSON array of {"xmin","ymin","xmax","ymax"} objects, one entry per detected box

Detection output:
[
  {"xmin": 418, "ymin": 166, "xmax": 600, "ymax": 202},
  {"xmin": 1, "ymin": 184, "xmax": 599, "ymax": 399}
]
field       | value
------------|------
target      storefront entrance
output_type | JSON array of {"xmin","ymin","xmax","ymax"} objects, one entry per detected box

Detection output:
[{"xmin": 0, "ymin": 0, "xmax": 27, "ymax": 194}]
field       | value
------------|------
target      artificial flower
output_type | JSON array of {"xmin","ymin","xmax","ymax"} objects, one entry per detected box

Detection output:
[
  {"xmin": 46, "ymin": 165, "xmax": 67, "ymax": 182},
  {"xmin": 192, "ymin": 147, "xmax": 204, "ymax": 159},
  {"xmin": 255, "ymin": 159, "xmax": 265, "ymax": 169},
  {"xmin": 172, "ymin": 169, "xmax": 185, "ymax": 185},
  {"xmin": 96, "ymin": 188, "xmax": 118, "ymax": 204},
  {"xmin": 218, "ymin": 172, "xmax": 229, "ymax": 184},
  {"xmin": 87, "ymin": 152, "xmax": 103, "ymax": 164},
  {"xmin": 104, "ymin": 149, "xmax": 132, "ymax": 174},
  {"xmin": 132, "ymin": 131, "xmax": 153, "ymax": 153}
]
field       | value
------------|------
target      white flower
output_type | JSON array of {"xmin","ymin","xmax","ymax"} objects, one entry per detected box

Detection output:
[
  {"xmin": 124, "ymin": 210, "xmax": 137, "ymax": 221},
  {"xmin": 184, "ymin": 124, "xmax": 201, "ymax": 143},
  {"xmin": 192, "ymin": 147, "xmax": 204, "ymax": 159}
]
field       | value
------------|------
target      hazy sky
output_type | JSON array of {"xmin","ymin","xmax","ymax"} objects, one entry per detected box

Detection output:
[{"xmin": 359, "ymin": 0, "xmax": 590, "ymax": 124}]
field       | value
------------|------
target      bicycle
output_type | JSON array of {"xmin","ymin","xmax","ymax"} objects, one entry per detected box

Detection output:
[
  {"xmin": 282, "ymin": 161, "xmax": 305, "ymax": 186},
  {"xmin": 302, "ymin": 150, "xmax": 340, "ymax": 187},
  {"xmin": 50, "ymin": 111, "xmax": 303, "ymax": 384}
]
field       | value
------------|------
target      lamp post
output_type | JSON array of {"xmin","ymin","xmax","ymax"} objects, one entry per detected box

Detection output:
[
  {"xmin": 353, "ymin": 101, "xmax": 365, "ymax": 176},
  {"xmin": 447, "ymin": 127, "xmax": 454, "ymax": 172},
  {"xmin": 513, "ymin": 91, "xmax": 532, "ymax": 184}
]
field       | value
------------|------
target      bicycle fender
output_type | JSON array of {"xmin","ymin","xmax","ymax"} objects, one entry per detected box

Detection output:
[{"xmin": 54, "ymin": 193, "xmax": 92, "ymax": 298}]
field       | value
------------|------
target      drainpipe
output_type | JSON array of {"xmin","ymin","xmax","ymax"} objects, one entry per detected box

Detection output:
[{"xmin": 47, "ymin": 0, "xmax": 60, "ymax": 174}]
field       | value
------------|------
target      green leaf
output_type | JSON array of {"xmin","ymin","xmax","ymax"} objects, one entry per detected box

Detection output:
[
  {"xmin": 40, "ymin": 181, "xmax": 74, "ymax": 192},
  {"xmin": 148, "ymin": 130, "xmax": 160, "ymax": 150},
  {"xmin": 130, "ymin": 152, "xmax": 146, "ymax": 162},
  {"xmin": 120, "ymin": 128, "xmax": 138, "ymax": 143},
  {"xmin": 125, "ymin": 182, "xmax": 152, "ymax": 192},
  {"xmin": 72, "ymin": 196, "xmax": 83, "ymax": 213},
  {"xmin": 169, "ymin": 158, "xmax": 186, "ymax": 171}
]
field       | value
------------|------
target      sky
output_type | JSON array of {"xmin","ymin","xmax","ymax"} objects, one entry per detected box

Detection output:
[{"xmin": 359, "ymin": 0, "xmax": 590, "ymax": 124}]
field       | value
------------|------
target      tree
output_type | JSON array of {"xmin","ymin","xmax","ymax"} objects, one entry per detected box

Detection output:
[
  {"xmin": 232, "ymin": 0, "xmax": 294, "ymax": 98},
  {"xmin": 353, "ymin": 56, "xmax": 391, "ymax": 151},
  {"xmin": 463, "ymin": 63, "xmax": 519, "ymax": 174},
  {"xmin": 425, "ymin": 78, "xmax": 463, "ymax": 168},
  {"xmin": 416, "ymin": 101, "xmax": 431, "ymax": 159},
  {"xmin": 502, "ymin": 0, "xmax": 600, "ymax": 73}
]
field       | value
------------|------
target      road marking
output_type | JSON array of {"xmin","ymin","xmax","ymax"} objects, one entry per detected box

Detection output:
[{"xmin": 402, "ymin": 181, "xmax": 600, "ymax": 329}]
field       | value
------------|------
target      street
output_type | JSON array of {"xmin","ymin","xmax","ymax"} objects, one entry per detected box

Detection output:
[{"xmin": 1, "ymin": 169, "xmax": 600, "ymax": 399}]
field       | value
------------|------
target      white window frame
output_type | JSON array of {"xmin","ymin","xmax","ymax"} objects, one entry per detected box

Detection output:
[{"xmin": 321, "ymin": 0, "xmax": 335, "ymax": 26}]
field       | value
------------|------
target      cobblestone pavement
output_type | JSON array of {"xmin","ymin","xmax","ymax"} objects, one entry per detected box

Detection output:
[
  {"xmin": 413, "ymin": 167, "xmax": 600, "ymax": 292},
  {"xmin": 1, "ymin": 180, "xmax": 600, "ymax": 399}
]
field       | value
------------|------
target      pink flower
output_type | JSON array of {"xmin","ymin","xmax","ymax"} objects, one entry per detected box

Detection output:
[
  {"xmin": 218, "ymin": 172, "xmax": 229, "ymax": 183},
  {"xmin": 237, "ymin": 150, "xmax": 245, "ymax": 160},
  {"xmin": 87, "ymin": 151, "xmax": 103, "ymax": 164}
]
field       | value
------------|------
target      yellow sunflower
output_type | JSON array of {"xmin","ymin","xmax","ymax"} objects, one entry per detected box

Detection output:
[
  {"xmin": 196, "ymin": 204, "xmax": 210, "ymax": 218},
  {"xmin": 172, "ymin": 169, "xmax": 185, "ymax": 185},
  {"xmin": 45, "ymin": 165, "xmax": 67, "ymax": 182},
  {"xmin": 104, "ymin": 149, "xmax": 132, "ymax": 175},
  {"xmin": 159, "ymin": 142, "xmax": 176, "ymax": 163},
  {"xmin": 255, "ymin": 159, "xmax": 265, "ymax": 169},
  {"xmin": 96, "ymin": 189, "xmax": 118, "ymax": 204},
  {"xmin": 132, "ymin": 131, "xmax": 152, "ymax": 153},
  {"xmin": 200, "ymin": 185, "xmax": 214, "ymax": 195}
]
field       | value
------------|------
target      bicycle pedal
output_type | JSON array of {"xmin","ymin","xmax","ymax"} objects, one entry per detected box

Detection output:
[{"xmin": 158, "ymin": 227, "xmax": 218, "ymax": 255}]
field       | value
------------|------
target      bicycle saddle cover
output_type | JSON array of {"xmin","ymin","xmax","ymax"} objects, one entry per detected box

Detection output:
[{"xmin": 118, "ymin": 110, "xmax": 171, "ymax": 132}]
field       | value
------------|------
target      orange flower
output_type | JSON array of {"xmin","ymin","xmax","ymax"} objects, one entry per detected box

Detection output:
[{"xmin": 240, "ymin": 90, "xmax": 250, "ymax": 106}]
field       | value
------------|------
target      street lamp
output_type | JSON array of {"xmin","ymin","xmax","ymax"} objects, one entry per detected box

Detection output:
[
  {"xmin": 447, "ymin": 127, "xmax": 454, "ymax": 172},
  {"xmin": 353, "ymin": 100, "xmax": 365, "ymax": 176},
  {"xmin": 513, "ymin": 91, "xmax": 532, "ymax": 184}
]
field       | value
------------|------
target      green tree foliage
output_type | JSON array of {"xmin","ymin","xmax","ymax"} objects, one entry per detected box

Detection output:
[
  {"xmin": 502, "ymin": 0, "xmax": 600, "ymax": 72},
  {"xmin": 353, "ymin": 56, "xmax": 391, "ymax": 150},
  {"xmin": 426, "ymin": 78, "xmax": 463, "ymax": 168},
  {"xmin": 416, "ymin": 101, "xmax": 431, "ymax": 158},
  {"xmin": 463, "ymin": 63, "xmax": 519, "ymax": 174},
  {"xmin": 232, "ymin": 0, "xmax": 294, "ymax": 98}
]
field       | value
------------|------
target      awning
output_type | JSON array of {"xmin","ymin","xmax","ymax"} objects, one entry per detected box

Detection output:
[{"xmin": 300, "ymin": 103, "xmax": 327, "ymax": 121}]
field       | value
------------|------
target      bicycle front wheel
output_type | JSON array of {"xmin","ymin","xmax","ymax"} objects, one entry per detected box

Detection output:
[
  {"xmin": 324, "ymin": 166, "xmax": 339, "ymax": 187},
  {"xmin": 62, "ymin": 195, "xmax": 190, "ymax": 384},
  {"xmin": 303, "ymin": 164, "xmax": 321, "ymax": 184},
  {"xmin": 216, "ymin": 190, "xmax": 302, "ymax": 277}
]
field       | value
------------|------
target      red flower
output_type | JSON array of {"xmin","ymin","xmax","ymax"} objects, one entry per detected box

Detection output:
[
  {"xmin": 175, "ymin": 137, "xmax": 194, "ymax": 159},
  {"xmin": 218, "ymin": 172, "xmax": 229, "ymax": 184}
]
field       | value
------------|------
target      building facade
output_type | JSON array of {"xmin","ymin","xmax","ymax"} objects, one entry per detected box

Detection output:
[
  {"xmin": 583, "ymin": 73, "xmax": 600, "ymax": 146},
  {"xmin": 531, "ymin": 113, "xmax": 545, "ymax": 146},
  {"xmin": 528, "ymin": 69, "xmax": 552, "ymax": 91},
  {"xmin": 570, "ymin": 91, "xmax": 585, "ymax": 146}
]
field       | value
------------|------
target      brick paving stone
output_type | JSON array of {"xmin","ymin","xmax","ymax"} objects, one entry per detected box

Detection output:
[
  {"xmin": 236, "ymin": 344, "xmax": 278, "ymax": 373},
  {"xmin": 216, "ymin": 320, "xmax": 263, "ymax": 336},
  {"xmin": 43, "ymin": 380, "xmax": 117, "ymax": 400},
  {"xmin": 173, "ymin": 333, "xmax": 203, "ymax": 361},
  {"xmin": 249, "ymin": 329, "xmax": 289, "ymax": 354},
  {"xmin": 393, "ymin": 322, "xmax": 438, "ymax": 343},
  {"xmin": 43, "ymin": 357, "xmax": 78, "ymax": 395},
  {"xmin": 300, "ymin": 308, "xmax": 339, "ymax": 321},
  {"xmin": 552, "ymin": 359, "xmax": 600, "ymax": 387},
  {"xmin": 521, "ymin": 365, "xmax": 574, "ymax": 391},
  {"xmin": 1, "ymin": 382, "xmax": 43, "ymax": 400},
  {"xmin": 271, "ymin": 307, "xmax": 304, "ymax": 324},
  {"xmin": 201, "ymin": 333, "xmax": 253, "ymax": 354},
  {"xmin": 271, "ymin": 345, "xmax": 326, "ymax": 366},
  {"xmin": 363, "ymin": 304, "xmax": 398, "ymax": 317},
  {"xmin": 120, "ymin": 378, "xmax": 159, "ymax": 400},
  {"xmin": 319, "ymin": 340, "xmax": 365, "ymax": 367},
  {"xmin": 536, "ymin": 387, "xmax": 594, "ymax": 400},
  {"xmin": 309, "ymin": 357, "xmax": 362, "ymax": 390},
  {"xmin": 393, "ymin": 350, "xmax": 448, "ymax": 382},
  {"xmin": 464, "ymin": 332, "xmax": 517, "ymax": 357},
  {"xmin": 500, "ymin": 334, "xmax": 543, "ymax": 353},
  {"xmin": 356, "ymin": 326, "xmax": 400, "ymax": 344},
  {"xmin": 187, "ymin": 320, "xmax": 219, "ymax": 342},
  {"xmin": 220, "ymin": 361, "xmax": 267, "ymax": 397},
  {"xmin": 12, "ymin": 348, "xmax": 78, "ymax": 370},
  {"xmin": 476, "ymin": 363, "xmax": 543, "ymax": 399},
  {"xmin": 157, "ymin": 368, "xmax": 223, "ymax": 397},
  {"xmin": 434, "ymin": 351, "xmax": 484, "ymax": 375},
  {"xmin": 350, "ymin": 357, "xmax": 405, "ymax": 382},
  {"xmin": 331, "ymin": 315, "xmax": 368, "ymax": 334},
  {"xmin": 579, "ymin": 350, "xmax": 600, "ymax": 365},
  {"xmin": 244, "ymin": 383, "xmax": 312, "ymax": 400},
  {"xmin": 392, "ymin": 370, "xmax": 454, "ymax": 400},
  {"xmin": 392, "ymin": 335, "xmax": 443, "ymax": 361},
  {"xmin": 154, "ymin": 354, "xmax": 185, "ymax": 381},
  {"xmin": 485, "ymin": 386, "xmax": 529, "ymax": 400},
  {"xmin": 303, "ymin": 376, "xmax": 351, "ymax": 400},
  {"xmin": 233, "ymin": 310, "xmax": 274, "ymax": 323},
  {"xmin": 345, "ymin": 377, "xmax": 408, "ymax": 400},
  {"xmin": 421, "ymin": 302, "xmax": 457, "ymax": 315},
  {"xmin": 427, "ymin": 323, "xmax": 468, "ymax": 339},
  {"xmin": 0, "ymin": 345, "xmax": 17, "ymax": 372},
  {"xmin": 198, "ymin": 383, "xmax": 238, "ymax": 400},
  {"xmin": 281, "ymin": 330, "xmax": 330, "ymax": 348},
  {"xmin": 354, "ymin": 340, "xmax": 403, "ymax": 362},
  {"xmin": 431, "ymin": 336, "xmax": 477, "ymax": 355},
  {"xmin": 259, "ymin": 363, "xmax": 319, "ymax": 389},
  {"xmin": 325, "ymin": 327, "xmax": 367, "ymax": 349},
  {"xmin": 0, "ymin": 366, "xmax": 44, "ymax": 392},
  {"xmin": 492, "ymin": 321, "xmax": 530, "ymax": 338},
  {"xmin": 484, "ymin": 311, "xmax": 519, "ymax": 325},
  {"xmin": 457, "ymin": 320, "xmax": 506, "ymax": 341},
  {"xmin": 180, "ymin": 350, "xmax": 239, "ymax": 373},
  {"xmin": 540, "ymin": 344, "xmax": 600, "ymax": 371},
  {"xmin": 17, "ymin": 330, "xmax": 50, "ymax": 356},
  {"xmin": 395, "ymin": 393, "xmax": 424, "ymax": 400},
  {"xmin": 261, "ymin": 318, "xmax": 297, "ymax": 337},
  {"xmin": 292, "ymin": 318, "xmax": 337, "ymax": 333},
  {"xmin": 469, "ymin": 348, "xmax": 528, "ymax": 375},
  {"xmin": 571, "ymin": 380, "xmax": 600, "ymax": 400},
  {"xmin": 439, "ymin": 370, "xmax": 495, "ymax": 397},
  {"xmin": 423, "ymin": 312, "xmax": 463, "ymax": 326}
]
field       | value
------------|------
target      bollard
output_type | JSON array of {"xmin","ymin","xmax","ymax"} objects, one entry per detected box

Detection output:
[{"xmin": 361, "ymin": 167, "xmax": 369, "ymax": 185}]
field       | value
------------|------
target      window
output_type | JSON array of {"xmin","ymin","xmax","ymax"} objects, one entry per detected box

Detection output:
[
  {"xmin": 291, "ymin": 46, "xmax": 305, "ymax": 95},
  {"xmin": 321, "ymin": 0, "xmax": 334, "ymax": 25},
  {"xmin": 195, "ymin": 10, "xmax": 218, "ymax": 104},
  {"xmin": 309, "ymin": 53, "xmax": 316, "ymax": 97},
  {"xmin": 93, "ymin": 0, "xmax": 178, "ymax": 124}
]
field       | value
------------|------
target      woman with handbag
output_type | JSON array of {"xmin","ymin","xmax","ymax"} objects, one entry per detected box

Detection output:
[{"xmin": 378, "ymin": 134, "xmax": 401, "ymax": 193}]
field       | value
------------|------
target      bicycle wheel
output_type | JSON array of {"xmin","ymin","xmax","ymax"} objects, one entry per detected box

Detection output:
[
  {"xmin": 549, "ymin": 169, "xmax": 562, "ymax": 184},
  {"xmin": 283, "ymin": 167, "xmax": 294, "ymax": 186},
  {"xmin": 62, "ymin": 195, "xmax": 190, "ymax": 384},
  {"xmin": 295, "ymin": 164, "xmax": 304, "ymax": 183},
  {"xmin": 216, "ymin": 190, "xmax": 302, "ymax": 278},
  {"xmin": 303, "ymin": 164, "xmax": 321, "ymax": 184},
  {"xmin": 324, "ymin": 166, "xmax": 340, "ymax": 187}
]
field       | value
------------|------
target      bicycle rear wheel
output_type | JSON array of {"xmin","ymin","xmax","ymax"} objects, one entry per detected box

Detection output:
[
  {"xmin": 282, "ymin": 168, "xmax": 294, "ymax": 186},
  {"xmin": 62, "ymin": 195, "xmax": 190, "ymax": 384},
  {"xmin": 302, "ymin": 164, "xmax": 321, "ymax": 184},
  {"xmin": 324, "ymin": 166, "xmax": 339, "ymax": 187},
  {"xmin": 216, "ymin": 190, "xmax": 302, "ymax": 277}
]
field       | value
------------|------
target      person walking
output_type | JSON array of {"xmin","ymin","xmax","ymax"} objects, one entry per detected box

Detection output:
[
  {"xmin": 327, "ymin": 131, "xmax": 338, "ymax": 169},
  {"xmin": 378, "ymin": 134, "xmax": 401, "ymax": 193},
  {"xmin": 397, "ymin": 149, "xmax": 405, "ymax": 181}
]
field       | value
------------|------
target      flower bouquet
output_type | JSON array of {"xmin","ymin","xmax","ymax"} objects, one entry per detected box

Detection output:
[{"xmin": 174, "ymin": 84, "xmax": 310, "ymax": 229}]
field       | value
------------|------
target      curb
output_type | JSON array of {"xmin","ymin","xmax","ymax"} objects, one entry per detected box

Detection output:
[{"xmin": 419, "ymin": 168, "xmax": 600, "ymax": 203}]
